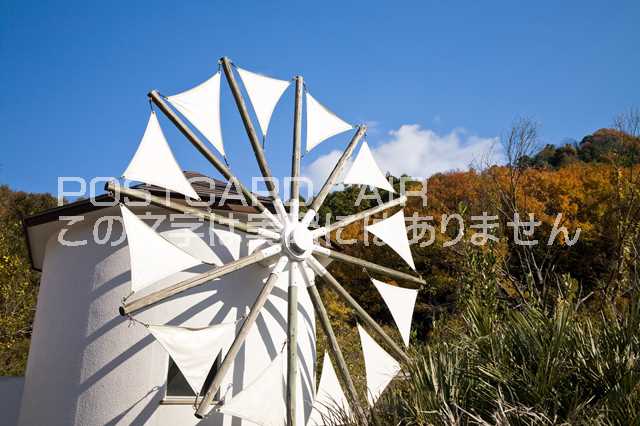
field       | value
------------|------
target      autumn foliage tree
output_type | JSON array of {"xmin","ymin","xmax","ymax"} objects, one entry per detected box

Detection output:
[{"xmin": 319, "ymin": 115, "xmax": 640, "ymax": 347}]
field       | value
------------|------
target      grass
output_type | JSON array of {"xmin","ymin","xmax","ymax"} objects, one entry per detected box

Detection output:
[{"xmin": 322, "ymin": 293, "xmax": 640, "ymax": 425}]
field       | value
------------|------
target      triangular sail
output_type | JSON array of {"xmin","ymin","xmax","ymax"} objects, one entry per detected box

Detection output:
[
  {"xmin": 342, "ymin": 141, "xmax": 395, "ymax": 193},
  {"xmin": 123, "ymin": 112, "xmax": 200, "ymax": 200},
  {"xmin": 218, "ymin": 351, "xmax": 286, "ymax": 426},
  {"xmin": 237, "ymin": 67, "xmax": 290, "ymax": 137},
  {"xmin": 366, "ymin": 210, "xmax": 416, "ymax": 270},
  {"xmin": 167, "ymin": 72, "xmax": 225, "ymax": 156},
  {"xmin": 305, "ymin": 91, "xmax": 353, "ymax": 152},
  {"xmin": 371, "ymin": 278, "xmax": 417, "ymax": 347},
  {"xmin": 121, "ymin": 205, "xmax": 202, "ymax": 292},
  {"xmin": 160, "ymin": 228, "xmax": 222, "ymax": 266},
  {"xmin": 147, "ymin": 322, "xmax": 236, "ymax": 395},
  {"xmin": 307, "ymin": 352, "xmax": 351, "ymax": 426},
  {"xmin": 357, "ymin": 324, "xmax": 401, "ymax": 406}
]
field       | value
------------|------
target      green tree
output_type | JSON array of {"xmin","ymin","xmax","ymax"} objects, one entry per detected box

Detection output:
[{"xmin": 0, "ymin": 185, "xmax": 57, "ymax": 375}]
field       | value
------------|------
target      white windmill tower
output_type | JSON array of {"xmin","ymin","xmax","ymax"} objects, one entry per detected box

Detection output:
[{"xmin": 103, "ymin": 56, "xmax": 424, "ymax": 425}]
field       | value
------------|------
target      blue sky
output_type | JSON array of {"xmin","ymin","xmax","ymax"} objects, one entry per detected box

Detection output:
[{"xmin": 1, "ymin": 1, "xmax": 638, "ymax": 197}]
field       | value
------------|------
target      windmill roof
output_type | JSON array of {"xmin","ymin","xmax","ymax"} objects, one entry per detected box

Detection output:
[{"xmin": 23, "ymin": 172, "xmax": 275, "ymax": 271}]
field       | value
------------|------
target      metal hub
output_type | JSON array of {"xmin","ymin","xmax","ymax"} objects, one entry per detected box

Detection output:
[{"xmin": 282, "ymin": 224, "xmax": 314, "ymax": 260}]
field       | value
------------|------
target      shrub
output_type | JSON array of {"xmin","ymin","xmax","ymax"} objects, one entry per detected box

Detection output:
[{"xmin": 326, "ymin": 292, "xmax": 640, "ymax": 425}]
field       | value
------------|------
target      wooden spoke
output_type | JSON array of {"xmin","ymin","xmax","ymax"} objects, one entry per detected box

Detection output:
[
  {"xmin": 306, "ymin": 256, "xmax": 410, "ymax": 364},
  {"xmin": 120, "ymin": 245, "xmax": 282, "ymax": 316},
  {"xmin": 290, "ymin": 76, "xmax": 304, "ymax": 222},
  {"xmin": 286, "ymin": 75, "xmax": 305, "ymax": 425},
  {"xmin": 300, "ymin": 266, "xmax": 364, "ymax": 420},
  {"xmin": 107, "ymin": 181, "xmax": 280, "ymax": 240},
  {"xmin": 313, "ymin": 246, "xmax": 424, "ymax": 286},
  {"xmin": 220, "ymin": 57, "xmax": 280, "ymax": 203},
  {"xmin": 311, "ymin": 195, "xmax": 407, "ymax": 238},
  {"xmin": 147, "ymin": 90, "xmax": 281, "ymax": 229},
  {"xmin": 195, "ymin": 256, "xmax": 289, "ymax": 418},
  {"xmin": 286, "ymin": 262, "xmax": 300, "ymax": 426},
  {"xmin": 309, "ymin": 126, "xmax": 367, "ymax": 214}
]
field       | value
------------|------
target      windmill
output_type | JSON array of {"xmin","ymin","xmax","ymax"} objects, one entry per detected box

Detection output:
[{"xmin": 106, "ymin": 57, "xmax": 425, "ymax": 425}]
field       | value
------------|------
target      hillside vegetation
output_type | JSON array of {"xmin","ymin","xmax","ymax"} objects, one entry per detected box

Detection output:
[
  {"xmin": 0, "ymin": 186, "xmax": 57, "ymax": 375},
  {"xmin": 317, "ymin": 114, "xmax": 640, "ymax": 424},
  {"xmin": 1, "ymin": 112, "xmax": 639, "ymax": 423}
]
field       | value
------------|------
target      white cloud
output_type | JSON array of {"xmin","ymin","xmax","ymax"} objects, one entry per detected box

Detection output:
[
  {"xmin": 302, "ymin": 124, "xmax": 500, "ymax": 192},
  {"xmin": 302, "ymin": 149, "xmax": 344, "ymax": 194},
  {"xmin": 363, "ymin": 120, "xmax": 381, "ymax": 135}
]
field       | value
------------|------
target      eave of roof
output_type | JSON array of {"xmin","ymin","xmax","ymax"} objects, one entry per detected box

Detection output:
[{"xmin": 23, "ymin": 172, "xmax": 275, "ymax": 271}]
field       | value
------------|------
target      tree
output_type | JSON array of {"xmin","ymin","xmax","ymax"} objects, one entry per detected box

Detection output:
[{"xmin": 0, "ymin": 185, "xmax": 57, "ymax": 375}]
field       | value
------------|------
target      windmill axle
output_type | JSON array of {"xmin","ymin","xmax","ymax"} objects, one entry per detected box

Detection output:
[{"xmin": 282, "ymin": 224, "xmax": 314, "ymax": 260}]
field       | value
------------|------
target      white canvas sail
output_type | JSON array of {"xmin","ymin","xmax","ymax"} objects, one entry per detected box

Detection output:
[
  {"xmin": 371, "ymin": 278, "xmax": 417, "ymax": 347},
  {"xmin": 342, "ymin": 141, "xmax": 395, "ymax": 193},
  {"xmin": 307, "ymin": 352, "xmax": 351, "ymax": 426},
  {"xmin": 120, "ymin": 205, "xmax": 202, "ymax": 292},
  {"xmin": 148, "ymin": 322, "xmax": 236, "ymax": 395},
  {"xmin": 218, "ymin": 351, "xmax": 286, "ymax": 426},
  {"xmin": 357, "ymin": 324, "xmax": 401, "ymax": 406},
  {"xmin": 167, "ymin": 72, "xmax": 225, "ymax": 155},
  {"xmin": 305, "ymin": 91, "xmax": 353, "ymax": 151},
  {"xmin": 237, "ymin": 67, "xmax": 290, "ymax": 137},
  {"xmin": 366, "ymin": 210, "xmax": 416, "ymax": 270},
  {"xmin": 160, "ymin": 228, "xmax": 222, "ymax": 266},
  {"xmin": 123, "ymin": 112, "xmax": 200, "ymax": 200}
]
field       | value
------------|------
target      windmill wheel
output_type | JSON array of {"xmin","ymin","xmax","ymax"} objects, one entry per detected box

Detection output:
[{"xmin": 108, "ymin": 56, "xmax": 425, "ymax": 425}]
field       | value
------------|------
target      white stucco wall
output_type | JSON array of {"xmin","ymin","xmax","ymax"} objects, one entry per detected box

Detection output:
[
  {"xmin": 0, "ymin": 377, "xmax": 24, "ymax": 426},
  {"xmin": 18, "ymin": 206, "xmax": 316, "ymax": 426}
]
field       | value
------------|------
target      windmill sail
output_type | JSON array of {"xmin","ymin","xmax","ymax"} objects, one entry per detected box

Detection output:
[
  {"xmin": 148, "ymin": 322, "xmax": 236, "ymax": 395},
  {"xmin": 307, "ymin": 352, "xmax": 351, "ymax": 426},
  {"xmin": 120, "ymin": 205, "xmax": 202, "ymax": 292},
  {"xmin": 218, "ymin": 351, "xmax": 286, "ymax": 426},
  {"xmin": 366, "ymin": 210, "xmax": 416, "ymax": 270},
  {"xmin": 167, "ymin": 72, "xmax": 225, "ymax": 156},
  {"xmin": 237, "ymin": 67, "xmax": 290, "ymax": 137},
  {"xmin": 342, "ymin": 141, "xmax": 395, "ymax": 193},
  {"xmin": 161, "ymin": 228, "xmax": 222, "ymax": 266},
  {"xmin": 357, "ymin": 324, "xmax": 401, "ymax": 406},
  {"xmin": 371, "ymin": 278, "xmax": 417, "ymax": 347},
  {"xmin": 305, "ymin": 91, "xmax": 353, "ymax": 152},
  {"xmin": 123, "ymin": 112, "xmax": 200, "ymax": 200}
]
